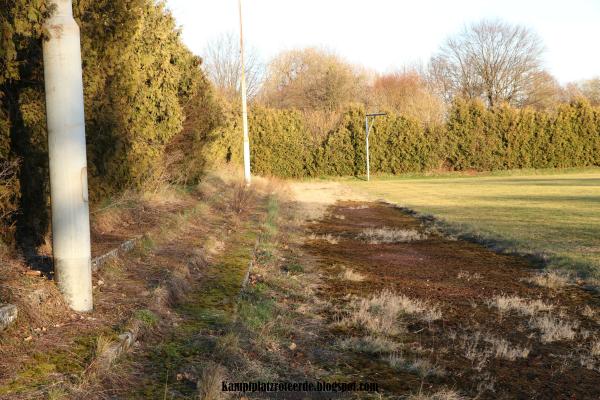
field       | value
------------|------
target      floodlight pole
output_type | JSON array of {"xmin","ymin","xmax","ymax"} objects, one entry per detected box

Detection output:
[
  {"xmin": 365, "ymin": 112, "xmax": 386, "ymax": 182},
  {"xmin": 43, "ymin": 0, "xmax": 93, "ymax": 312},
  {"xmin": 365, "ymin": 117, "xmax": 370, "ymax": 181},
  {"xmin": 239, "ymin": 0, "xmax": 251, "ymax": 185}
]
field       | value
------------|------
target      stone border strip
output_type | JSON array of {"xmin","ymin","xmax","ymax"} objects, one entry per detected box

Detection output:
[
  {"xmin": 91, "ymin": 236, "xmax": 141, "ymax": 272},
  {"xmin": 0, "ymin": 303, "xmax": 18, "ymax": 331}
]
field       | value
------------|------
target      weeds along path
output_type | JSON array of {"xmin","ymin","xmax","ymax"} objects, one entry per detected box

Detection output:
[
  {"xmin": 303, "ymin": 201, "xmax": 600, "ymax": 399},
  {"xmin": 0, "ymin": 176, "xmax": 270, "ymax": 399}
]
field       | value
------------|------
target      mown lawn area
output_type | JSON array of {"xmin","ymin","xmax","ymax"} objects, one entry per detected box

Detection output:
[{"xmin": 345, "ymin": 168, "xmax": 600, "ymax": 278}]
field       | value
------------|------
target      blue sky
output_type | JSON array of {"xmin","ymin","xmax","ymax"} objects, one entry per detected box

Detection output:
[{"xmin": 165, "ymin": 0, "xmax": 600, "ymax": 83}]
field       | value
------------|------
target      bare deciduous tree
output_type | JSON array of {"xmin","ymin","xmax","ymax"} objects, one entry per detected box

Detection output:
[
  {"xmin": 260, "ymin": 48, "xmax": 364, "ymax": 111},
  {"xmin": 371, "ymin": 69, "xmax": 445, "ymax": 125},
  {"xmin": 577, "ymin": 78, "xmax": 600, "ymax": 106},
  {"xmin": 202, "ymin": 33, "xmax": 264, "ymax": 102},
  {"xmin": 428, "ymin": 20, "xmax": 546, "ymax": 107},
  {"xmin": 521, "ymin": 71, "xmax": 561, "ymax": 110}
]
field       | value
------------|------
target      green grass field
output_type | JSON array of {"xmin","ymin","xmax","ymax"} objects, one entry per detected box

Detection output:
[{"xmin": 345, "ymin": 168, "xmax": 600, "ymax": 278}]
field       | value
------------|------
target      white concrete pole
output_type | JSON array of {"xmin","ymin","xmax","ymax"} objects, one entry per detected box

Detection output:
[
  {"xmin": 43, "ymin": 0, "xmax": 93, "ymax": 312},
  {"xmin": 365, "ymin": 117, "xmax": 370, "ymax": 182},
  {"xmin": 239, "ymin": 0, "xmax": 252, "ymax": 185}
]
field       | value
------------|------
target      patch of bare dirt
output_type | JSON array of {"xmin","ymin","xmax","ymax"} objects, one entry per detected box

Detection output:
[{"xmin": 302, "ymin": 201, "xmax": 600, "ymax": 399}]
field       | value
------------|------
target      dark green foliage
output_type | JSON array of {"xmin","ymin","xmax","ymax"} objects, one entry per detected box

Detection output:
[
  {"xmin": 211, "ymin": 100, "xmax": 600, "ymax": 178},
  {"xmin": 76, "ymin": 0, "xmax": 208, "ymax": 196},
  {"xmin": 248, "ymin": 106, "xmax": 314, "ymax": 178},
  {"xmin": 0, "ymin": 0, "xmax": 220, "ymax": 246},
  {"xmin": 0, "ymin": 0, "xmax": 50, "ymax": 246},
  {"xmin": 444, "ymin": 98, "xmax": 600, "ymax": 171}
]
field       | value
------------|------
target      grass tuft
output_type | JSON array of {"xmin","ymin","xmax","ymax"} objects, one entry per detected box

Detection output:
[
  {"xmin": 387, "ymin": 353, "xmax": 445, "ymax": 377},
  {"xmin": 338, "ymin": 267, "xmax": 365, "ymax": 282},
  {"xmin": 308, "ymin": 233, "xmax": 339, "ymax": 244},
  {"xmin": 487, "ymin": 295, "xmax": 553, "ymax": 316},
  {"xmin": 343, "ymin": 289, "xmax": 441, "ymax": 336},
  {"xmin": 529, "ymin": 315, "xmax": 578, "ymax": 343},
  {"xmin": 457, "ymin": 271, "xmax": 483, "ymax": 281},
  {"xmin": 522, "ymin": 271, "xmax": 571, "ymax": 289},
  {"xmin": 337, "ymin": 336, "xmax": 399, "ymax": 354},
  {"xmin": 197, "ymin": 363, "xmax": 227, "ymax": 400},
  {"xmin": 358, "ymin": 227, "xmax": 427, "ymax": 244}
]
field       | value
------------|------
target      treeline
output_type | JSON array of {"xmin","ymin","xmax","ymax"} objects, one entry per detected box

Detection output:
[
  {"xmin": 0, "ymin": 0, "xmax": 221, "ymax": 246},
  {"xmin": 207, "ymin": 99, "xmax": 600, "ymax": 178}
]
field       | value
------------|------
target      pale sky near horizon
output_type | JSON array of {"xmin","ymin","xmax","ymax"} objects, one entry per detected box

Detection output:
[{"xmin": 165, "ymin": 0, "xmax": 600, "ymax": 84}]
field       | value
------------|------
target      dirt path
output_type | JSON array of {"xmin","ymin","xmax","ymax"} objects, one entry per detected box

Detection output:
[{"xmin": 301, "ymin": 201, "xmax": 600, "ymax": 399}]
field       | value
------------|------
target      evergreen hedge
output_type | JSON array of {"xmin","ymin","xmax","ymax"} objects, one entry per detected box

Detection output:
[
  {"xmin": 208, "ymin": 98, "xmax": 600, "ymax": 178},
  {"xmin": 0, "ymin": 0, "xmax": 220, "ymax": 245}
]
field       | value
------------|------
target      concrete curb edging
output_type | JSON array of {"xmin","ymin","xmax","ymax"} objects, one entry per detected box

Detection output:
[
  {"xmin": 0, "ymin": 304, "xmax": 18, "ymax": 331},
  {"xmin": 91, "ymin": 236, "xmax": 141, "ymax": 272}
]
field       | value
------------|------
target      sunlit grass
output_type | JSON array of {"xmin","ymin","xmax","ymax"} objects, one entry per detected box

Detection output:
[{"xmin": 344, "ymin": 168, "xmax": 600, "ymax": 277}]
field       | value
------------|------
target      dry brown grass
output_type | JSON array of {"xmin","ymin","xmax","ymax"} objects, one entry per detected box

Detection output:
[
  {"xmin": 529, "ymin": 315, "xmax": 578, "ymax": 343},
  {"xmin": 338, "ymin": 267, "xmax": 365, "ymax": 282},
  {"xmin": 582, "ymin": 305, "xmax": 597, "ymax": 319},
  {"xmin": 347, "ymin": 204, "xmax": 369, "ymax": 210},
  {"xmin": 230, "ymin": 181, "xmax": 255, "ymax": 214},
  {"xmin": 458, "ymin": 331, "xmax": 530, "ymax": 372},
  {"xmin": 196, "ymin": 363, "xmax": 227, "ymax": 400},
  {"xmin": 345, "ymin": 290, "xmax": 404, "ymax": 336},
  {"xmin": 387, "ymin": 353, "xmax": 445, "ymax": 377},
  {"xmin": 457, "ymin": 271, "xmax": 482, "ymax": 281},
  {"xmin": 522, "ymin": 271, "xmax": 570, "ymax": 289},
  {"xmin": 141, "ymin": 184, "xmax": 186, "ymax": 208},
  {"xmin": 487, "ymin": 337, "xmax": 531, "ymax": 360},
  {"xmin": 91, "ymin": 183, "xmax": 190, "ymax": 239},
  {"xmin": 591, "ymin": 340, "xmax": 600, "ymax": 357},
  {"xmin": 343, "ymin": 290, "xmax": 441, "ymax": 336},
  {"xmin": 308, "ymin": 233, "xmax": 340, "ymax": 245},
  {"xmin": 487, "ymin": 295, "xmax": 553, "ymax": 316},
  {"xmin": 337, "ymin": 336, "xmax": 400, "ymax": 354},
  {"xmin": 358, "ymin": 227, "xmax": 427, "ymax": 244},
  {"xmin": 406, "ymin": 389, "xmax": 466, "ymax": 400},
  {"xmin": 167, "ymin": 264, "xmax": 192, "ymax": 305},
  {"xmin": 93, "ymin": 207, "xmax": 131, "ymax": 234}
]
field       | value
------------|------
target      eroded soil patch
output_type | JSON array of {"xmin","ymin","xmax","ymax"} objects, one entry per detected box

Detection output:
[{"xmin": 303, "ymin": 201, "xmax": 600, "ymax": 399}]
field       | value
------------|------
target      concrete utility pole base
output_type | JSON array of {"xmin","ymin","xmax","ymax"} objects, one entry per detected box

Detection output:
[{"xmin": 43, "ymin": 0, "xmax": 93, "ymax": 312}]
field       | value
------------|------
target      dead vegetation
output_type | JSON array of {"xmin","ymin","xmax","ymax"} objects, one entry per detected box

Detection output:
[
  {"xmin": 387, "ymin": 353, "xmax": 445, "ymax": 377},
  {"xmin": 487, "ymin": 295, "xmax": 554, "ymax": 316},
  {"xmin": 338, "ymin": 266, "xmax": 365, "ymax": 282},
  {"xmin": 457, "ymin": 331, "xmax": 531, "ymax": 369},
  {"xmin": 406, "ymin": 389, "xmax": 466, "ymax": 400},
  {"xmin": 337, "ymin": 335, "xmax": 400, "ymax": 354},
  {"xmin": 485, "ymin": 295, "xmax": 583, "ymax": 344},
  {"xmin": 196, "ymin": 363, "xmax": 227, "ymax": 400},
  {"xmin": 340, "ymin": 289, "xmax": 442, "ymax": 337},
  {"xmin": 358, "ymin": 227, "xmax": 427, "ymax": 244},
  {"xmin": 457, "ymin": 271, "xmax": 482, "ymax": 281},
  {"xmin": 307, "ymin": 233, "xmax": 340, "ymax": 244},
  {"xmin": 522, "ymin": 271, "xmax": 571, "ymax": 289},
  {"xmin": 529, "ymin": 315, "xmax": 578, "ymax": 343},
  {"xmin": 297, "ymin": 200, "xmax": 600, "ymax": 398}
]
